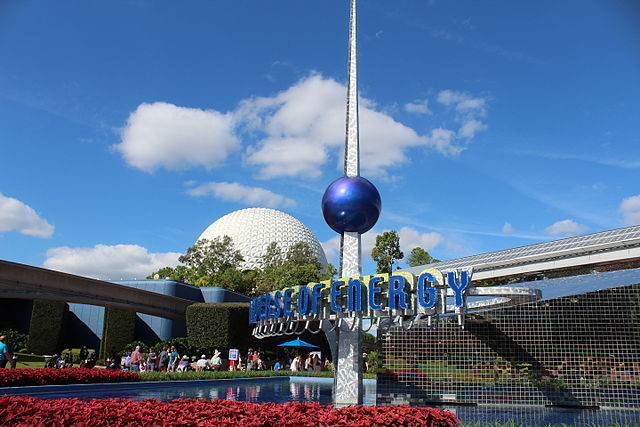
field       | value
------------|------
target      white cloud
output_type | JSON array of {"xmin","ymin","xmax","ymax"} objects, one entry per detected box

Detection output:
[
  {"xmin": 502, "ymin": 222, "xmax": 515, "ymax": 234},
  {"xmin": 44, "ymin": 244, "xmax": 181, "ymax": 280},
  {"xmin": 398, "ymin": 226, "xmax": 444, "ymax": 254},
  {"xmin": 322, "ymin": 227, "xmax": 444, "ymax": 268},
  {"xmin": 0, "ymin": 193, "xmax": 54, "ymax": 238},
  {"xmin": 543, "ymin": 219, "xmax": 588, "ymax": 236},
  {"xmin": 458, "ymin": 119, "xmax": 487, "ymax": 138},
  {"xmin": 186, "ymin": 181, "xmax": 296, "ymax": 208},
  {"xmin": 114, "ymin": 102, "xmax": 239, "ymax": 172},
  {"xmin": 437, "ymin": 90, "xmax": 488, "ymax": 141},
  {"xmin": 116, "ymin": 77, "xmax": 490, "ymax": 180},
  {"xmin": 321, "ymin": 236, "xmax": 341, "ymax": 264},
  {"xmin": 437, "ymin": 90, "xmax": 487, "ymax": 115},
  {"xmin": 240, "ymin": 75, "xmax": 468, "ymax": 179},
  {"xmin": 358, "ymin": 227, "xmax": 443, "ymax": 262},
  {"xmin": 404, "ymin": 99, "xmax": 432, "ymax": 115},
  {"xmin": 362, "ymin": 231, "xmax": 379, "ymax": 261},
  {"xmin": 620, "ymin": 195, "xmax": 640, "ymax": 225}
]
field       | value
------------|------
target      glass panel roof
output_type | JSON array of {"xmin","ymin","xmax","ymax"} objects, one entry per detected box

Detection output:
[{"xmin": 402, "ymin": 225, "xmax": 640, "ymax": 274}]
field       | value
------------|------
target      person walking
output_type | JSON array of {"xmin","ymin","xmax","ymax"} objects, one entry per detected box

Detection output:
[
  {"xmin": 168, "ymin": 346, "xmax": 179, "ymax": 372},
  {"xmin": 147, "ymin": 348, "xmax": 158, "ymax": 371},
  {"xmin": 158, "ymin": 346, "xmax": 169, "ymax": 372},
  {"xmin": 0, "ymin": 336, "xmax": 9, "ymax": 369},
  {"xmin": 130, "ymin": 346, "xmax": 142, "ymax": 372}
]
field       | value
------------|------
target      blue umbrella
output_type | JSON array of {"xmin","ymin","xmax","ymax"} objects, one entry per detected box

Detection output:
[{"xmin": 277, "ymin": 338, "xmax": 318, "ymax": 348}]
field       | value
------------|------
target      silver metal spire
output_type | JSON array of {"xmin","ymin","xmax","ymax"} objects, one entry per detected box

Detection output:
[
  {"xmin": 344, "ymin": 0, "xmax": 359, "ymax": 178},
  {"xmin": 334, "ymin": 0, "xmax": 364, "ymax": 407},
  {"xmin": 340, "ymin": 0, "xmax": 362, "ymax": 280}
]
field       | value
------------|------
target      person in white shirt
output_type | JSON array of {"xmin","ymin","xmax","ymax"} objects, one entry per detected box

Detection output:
[
  {"xmin": 196, "ymin": 354, "xmax": 209, "ymax": 371},
  {"xmin": 210, "ymin": 350, "xmax": 222, "ymax": 371},
  {"xmin": 290, "ymin": 355, "xmax": 301, "ymax": 371}
]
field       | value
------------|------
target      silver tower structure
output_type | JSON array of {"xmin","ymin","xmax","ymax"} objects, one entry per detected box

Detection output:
[{"xmin": 334, "ymin": 0, "xmax": 364, "ymax": 406}]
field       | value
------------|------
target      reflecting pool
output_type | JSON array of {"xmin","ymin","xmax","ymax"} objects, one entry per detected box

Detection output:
[{"xmin": 4, "ymin": 377, "xmax": 639, "ymax": 426}]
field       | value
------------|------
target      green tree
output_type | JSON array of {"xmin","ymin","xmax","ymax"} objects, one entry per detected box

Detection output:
[
  {"xmin": 148, "ymin": 236, "xmax": 250, "ymax": 292},
  {"xmin": 406, "ymin": 247, "xmax": 441, "ymax": 267},
  {"xmin": 320, "ymin": 263, "xmax": 338, "ymax": 281},
  {"xmin": 146, "ymin": 265, "xmax": 189, "ymax": 282},
  {"xmin": 179, "ymin": 237, "xmax": 244, "ymax": 283},
  {"xmin": 255, "ymin": 241, "xmax": 324, "ymax": 293},
  {"xmin": 262, "ymin": 241, "xmax": 284, "ymax": 270},
  {"xmin": 285, "ymin": 241, "xmax": 321, "ymax": 270},
  {"xmin": 371, "ymin": 230, "xmax": 404, "ymax": 274}
]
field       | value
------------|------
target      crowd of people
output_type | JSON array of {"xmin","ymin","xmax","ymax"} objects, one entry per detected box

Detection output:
[
  {"xmin": 111, "ymin": 346, "xmax": 226, "ymax": 372},
  {"xmin": 0, "ymin": 335, "xmax": 338, "ymax": 374},
  {"xmin": 104, "ymin": 347, "xmax": 333, "ymax": 373}
]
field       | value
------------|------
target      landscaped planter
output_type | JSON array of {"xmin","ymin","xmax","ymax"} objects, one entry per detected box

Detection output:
[
  {"xmin": 0, "ymin": 397, "xmax": 459, "ymax": 426},
  {"xmin": 0, "ymin": 368, "xmax": 139, "ymax": 387}
]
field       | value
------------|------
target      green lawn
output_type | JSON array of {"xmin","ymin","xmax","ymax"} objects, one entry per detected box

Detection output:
[
  {"xmin": 140, "ymin": 370, "xmax": 376, "ymax": 381},
  {"xmin": 13, "ymin": 353, "xmax": 46, "ymax": 369}
]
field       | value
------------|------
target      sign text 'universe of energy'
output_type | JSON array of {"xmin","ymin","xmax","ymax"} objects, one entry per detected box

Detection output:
[{"xmin": 249, "ymin": 268, "xmax": 471, "ymax": 324}]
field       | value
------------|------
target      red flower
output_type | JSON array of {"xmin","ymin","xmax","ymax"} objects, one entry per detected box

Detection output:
[
  {"xmin": 0, "ymin": 368, "xmax": 140, "ymax": 387},
  {"xmin": 0, "ymin": 396, "xmax": 460, "ymax": 426}
]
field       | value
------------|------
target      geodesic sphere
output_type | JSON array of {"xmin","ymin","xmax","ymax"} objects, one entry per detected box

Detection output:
[
  {"xmin": 197, "ymin": 208, "xmax": 327, "ymax": 271},
  {"xmin": 321, "ymin": 176, "xmax": 381, "ymax": 234}
]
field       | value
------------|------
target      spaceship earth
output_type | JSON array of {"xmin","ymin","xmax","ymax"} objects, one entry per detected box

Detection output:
[{"xmin": 197, "ymin": 208, "xmax": 328, "ymax": 271}]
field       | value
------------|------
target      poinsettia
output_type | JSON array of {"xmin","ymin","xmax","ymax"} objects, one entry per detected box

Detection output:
[
  {"xmin": 0, "ymin": 397, "xmax": 460, "ymax": 426},
  {"xmin": 0, "ymin": 368, "xmax": 139, "ymax": 387}
]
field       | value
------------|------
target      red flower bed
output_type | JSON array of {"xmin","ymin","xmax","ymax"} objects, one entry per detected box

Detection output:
[
  {"xmin": 0, "ymin": 397, "xmax": 460, "ymax": 426},
  {"xmin": 0, "ymin": 368, "xmax": 140, "ymax": 387}
]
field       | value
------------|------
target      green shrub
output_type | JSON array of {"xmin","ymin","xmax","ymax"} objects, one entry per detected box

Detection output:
[
  {"xmin": 100, "ymin": 308, "xmax": 136, "ymax": 359},
  {"xmin": 27, "ymin": 300, "xmax": 68, "ymax": 355},
  {"xmin": 186, "ymin": 303, "xmax": 251, "ymax": 351},
  {"xmin": 366, "ymin": 350, "xmax": 378, "ymax": 373},
  {"xmin": 122, "ymin": 340, "xmax": 149, "ymax": 354},
  {"xmin": 0, "ymin": 329, "xmax": 29, "ymax": 352}
]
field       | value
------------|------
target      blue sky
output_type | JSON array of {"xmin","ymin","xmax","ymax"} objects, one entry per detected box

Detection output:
[{"xmin": 1, "ymin": 0, "xmax": 639, "ymax": 279}]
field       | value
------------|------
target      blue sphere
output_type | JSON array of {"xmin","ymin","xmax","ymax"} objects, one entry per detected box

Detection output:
[{"xmin": 322, "ymin": 176, "xmax": 381, "ymax": 234}]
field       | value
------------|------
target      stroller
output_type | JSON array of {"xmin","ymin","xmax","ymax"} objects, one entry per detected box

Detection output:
[{"xmin": 44, "ymin": 354, "xmax": 65, "ymax": 369}]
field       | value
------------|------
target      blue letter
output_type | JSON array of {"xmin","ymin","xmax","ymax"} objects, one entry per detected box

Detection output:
[
  {"xmin": 311, "ymin": 283, "xmax": 326, "ymax": 314},
  {"xmin": 330, "ymin": 281, "xmax": 343, "ymax": 313},
  {"xmin": 347, "ymin": 279, "xmax": 363, "ymax": 312},
  {"xmin": 388, "ymin": 275, "xmax": 409, "ymax": 310},
  {"xmin": 266, "ymin": 293, "xmax": 276, "ymax": 318},
  {"xmin": 447, "ymin": 270, "xmax": 470, "ymax": 307},
  {"xmin": 416, "ymin": 273, "xmax": 437, "ymax": 309},
  {"xmin": 368, "ymin": 276, "xmax": 384, "ymax": 310},
  {"xmin": 273, "ymin": 291, "xmax": 283, "ymax": 318},
  {"xmin": 298, "ymin": 286, "xmax": 310, "ymax": 315},
  {"xmin": 249, "ymin": 299, "xmax": 255, "ymax": 323},
  {"xmin": 283, "ymin": 288, "xmax": 294, "ymax": 316},
  {"xmin": 259, "ymin": 295, "xmax": 268, "ymax": 321}
]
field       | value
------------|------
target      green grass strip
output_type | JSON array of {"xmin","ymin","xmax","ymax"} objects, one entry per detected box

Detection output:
[{"xmin": 140, "ymin": 370, "xmax": 375, "ymax": 381}]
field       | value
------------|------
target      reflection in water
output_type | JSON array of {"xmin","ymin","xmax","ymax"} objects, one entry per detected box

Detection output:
[
  {"xmin": 208, "ymin": 388, "xmax": 219, "ymax": 400},
  {"xmin": 29, "ymin": 378, "xmax": 639, "ymax": 426},
  {"xmin": 225, "ymin": 387, "xmax": 240, "ymax": 401},
  {"xmin": 288, "ymin": 382, "xmax": 322, "ymax": 402}
]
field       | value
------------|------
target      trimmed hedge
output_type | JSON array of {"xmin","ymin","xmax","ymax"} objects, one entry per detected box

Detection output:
[
  {"xmin": 27, "ymin": 300, "xmax": 68, "ymax": 355},
  {"xmin": 100, "ymin": 307, "xmax": 136, "ymax": 360},
  {"xmin": 186, "ymin": 303, "xmax": 250, "ymax": 350}
]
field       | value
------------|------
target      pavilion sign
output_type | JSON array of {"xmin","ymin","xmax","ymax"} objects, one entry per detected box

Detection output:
[{"xmin": 249, "ymin": 268, "xmax": 472, "ymax": 334}]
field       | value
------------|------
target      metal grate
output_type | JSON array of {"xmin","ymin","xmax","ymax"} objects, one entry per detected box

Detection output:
[{"xmin": 377, "ymin": 281, "xmax": 640, "ymax": 409}]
